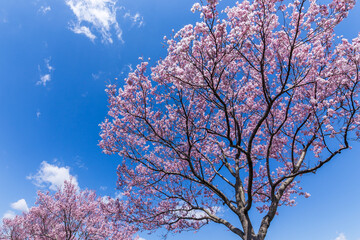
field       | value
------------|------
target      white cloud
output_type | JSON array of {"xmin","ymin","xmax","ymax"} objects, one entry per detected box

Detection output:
[
  {"xmin": 45, "ymin": 58, "xmax": 54, "ymax": 72},
  {"xmin": 124, "ymin": 12, "xmax": 144, "ymax": 27},
  {"xmin": 335, "ymin": 233, "xmax": 347, "ymax": 240},
  {"xmin": 101, "ymin": 195, "xmax": 110, "ymax": 204},
  {"xmin": 173, "ymin": 204, "xmax": 222, "ymax": 223},
  {"xmin": 71, "ymin": 25, "xmax": 96, "ymax": 41},
  {"xmin": 115, "ymin": 191, "xmax": 124, "ymax": 199},
  {"xmin": 91, "ymin": 72, "xmax": 102, "ymax": 80},
  {"xmin": 36, "ymin": 110, "xmax": 41, "ymax": 118},
  {"xmin": 37, "ymin": 58, "xmax": 54, "ymax": 86},
  {"xmin": 190, "ymin": 206, "xmax": 222, "ymax": 219},
  {"xmin": 65, "ymin": 0, "xmax": 123, "ymax": 43},
  {"xmin": 37, "ymin": 74, "xmax": 51, "ymax": 86},
  {"xmin": 39, "ymin": 5, "xmax": 51, "ymax": 14},
  {"xmin": 10, "ymin": 199, "xmax": 29, "ymax": 213},
  {"xmin": 27, "ymin": 161, "xmax": 78, "ymax": 191},
  {"xmin": 2, "ymin": 199, "xmax": 29, "ymax": 222},
  {"xmin": 2, "ymin": 211, "xmax": 15, "ymax": 220}
]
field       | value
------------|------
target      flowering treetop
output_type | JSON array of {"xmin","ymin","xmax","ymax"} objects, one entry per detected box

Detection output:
[
  {"xmin": 0, "ymin": 181, "xmax": 137, "ymax": 240},
  {"xmin": 100, "ymin": 0, "xmax": 360, "ymax": 239}
]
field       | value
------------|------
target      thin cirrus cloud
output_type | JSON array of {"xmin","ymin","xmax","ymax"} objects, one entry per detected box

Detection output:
[
  {"xmin": 38, "ymin": 5, "xmax": 51, "ymax": 14},
  {"xmin": 65, "ymin": 0, "xmax": 144, "ymax": 43},
  {"xmin": 70, "ymin": 25, "xmax": 96, "ymax": 41},
  {"xmin": 37, "ymin": 58, "xmax": 54, "ymax": 87},
  {"xmin": 65, "ymin": 0, "xmax": 124, "ymax": 43},
  {"xmin": 27, "ymin": 161, "xmax": 79, "ymax": 191},
  {"xmin": 124, "ymin": 12, "xmax": 144, "ymax": 27}
]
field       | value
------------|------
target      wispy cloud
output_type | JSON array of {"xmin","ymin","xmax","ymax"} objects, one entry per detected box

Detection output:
[
  {"xmin": 335, "ymin": 233, "xmax": 347, "ymax": 240},
  {"xmin": 71, "ymin": 25, "xmax": 96, "ymax": 41},
  {"xmin": 91, "ymin": 71, "xmax": 102, "ymax": 80},
  {"xmin": 10, "ymin": 199, "xmax": 29, "ymax": 213},
  {"xmin": 27, "ymin": 161, "xmax": 78, "ymax": 191},
  {"xmin": 119, "ymin": 64, "xmax": 133, "ymax": 76},
  {"xmin": 38, "ymin": 74, "xmax": 51, "ymax": 86},
  {"xmin": 65, "ymin": 0, "xmax": 123, "ymax": 43},
  {"xmin": 45, "ymin": 58, "xmax": 54, "ymax": 71},
  {"xmin": 74, "ymin": 155, "xmax": 87, "ymax": 169},
  {"xmin": 37, "ymin": 58, "xmax": 54, "ymax": 86},
  {"xmin": 39, "ymin": 5, "xmax": 51, "ymax": 14},
  {"xmin": 124, "ymin": 11, "xmax": 144, "ymax": 27}
]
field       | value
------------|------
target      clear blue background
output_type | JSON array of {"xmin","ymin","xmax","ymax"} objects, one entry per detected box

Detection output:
[{"xmin": 0, "ymin": 0, "xmax": 359, "ymax": 239}]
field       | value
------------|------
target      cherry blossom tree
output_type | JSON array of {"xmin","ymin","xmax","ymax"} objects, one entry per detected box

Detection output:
[
  {"xmin": 0, "ymin": 216, "xmax": 26, "ymax": 240},
  {"xmin": 0, "ymin": 181, "xmax": 136, "ymax": 240},
  {"xmin": 99, "ymin": 0, "xmax": 360, "ymax": 239}
]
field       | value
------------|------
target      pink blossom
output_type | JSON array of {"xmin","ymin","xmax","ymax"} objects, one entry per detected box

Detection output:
[{"xmin": 99, "ymin": 0, "xmax": 359, "ymax": 239}]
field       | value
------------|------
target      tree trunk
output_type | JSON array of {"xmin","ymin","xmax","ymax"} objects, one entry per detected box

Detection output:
[{"xmin": 242, "ymin": 234, "xmax": 262, "ymax": 240}]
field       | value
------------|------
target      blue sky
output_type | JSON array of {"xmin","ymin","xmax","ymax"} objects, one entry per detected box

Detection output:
[{"xmin": 0, "ymin": 0, "xmax": 359, "ymax": 240}]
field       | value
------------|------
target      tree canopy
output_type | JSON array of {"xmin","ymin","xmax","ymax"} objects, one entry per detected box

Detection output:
[
  {"xmin": 99, "ymin": 0, "xmax": 360, "ymax": 239},
  {"xmin": 0, "ymin": 181, "xmax": 136, "ymax": 240}
]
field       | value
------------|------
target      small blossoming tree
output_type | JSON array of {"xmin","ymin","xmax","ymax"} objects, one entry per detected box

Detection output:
[
  {"xmin": 0, "ymin": 181, "xmax": 136, "ymax": 240},
  {"xmin": 100, "ymin": 0, "xmax": 360, "ymax": 239}
]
